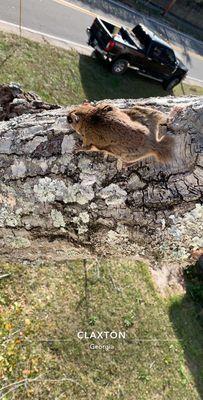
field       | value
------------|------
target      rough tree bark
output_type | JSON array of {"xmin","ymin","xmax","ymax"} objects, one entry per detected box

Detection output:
[
  {"xmin": 0, "ymin": 95, "xmax": 202, "ymax": 278},
  {"xmin": 0, "ymin": 83, "xmax": 59, "ymax": 121}
]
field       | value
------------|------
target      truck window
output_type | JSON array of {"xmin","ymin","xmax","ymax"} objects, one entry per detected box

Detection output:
[
  {"xmin": 162, "ymin": 48, "xmax": 176, "ymax": 65},
  {"xmin": 152, "ymin": 45, "xmax": 175, "ymax": 65},
  {"xmin": 152, "ymin": 46, "xmax": 162, "ymax": 60}
]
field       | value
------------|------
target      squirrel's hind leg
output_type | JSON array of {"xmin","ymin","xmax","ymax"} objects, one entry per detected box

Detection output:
[{"xmin": 125, "ymin": 106, "xmax": 167, "ymax": 127}]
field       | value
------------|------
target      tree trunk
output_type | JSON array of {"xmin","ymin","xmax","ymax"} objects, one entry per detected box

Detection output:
[{"xmin": 0, "ymin": 95, "xmax": 202, "ymax": 270}]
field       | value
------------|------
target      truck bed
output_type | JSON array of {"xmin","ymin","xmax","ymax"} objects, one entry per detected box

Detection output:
[{"xmin": 90, "ymin": 18, "xmax": 141, "ymax": 50}]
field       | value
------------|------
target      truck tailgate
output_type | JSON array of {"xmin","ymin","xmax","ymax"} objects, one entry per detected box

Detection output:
[{"xmin": 89, "ymin": 18, "xmax": 113, "ymax": 49}]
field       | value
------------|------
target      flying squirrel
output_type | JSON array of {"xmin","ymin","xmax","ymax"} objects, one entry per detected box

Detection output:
[{"xmin": 67, "ymin": 101, "xmax": 175, "ymax": 169}]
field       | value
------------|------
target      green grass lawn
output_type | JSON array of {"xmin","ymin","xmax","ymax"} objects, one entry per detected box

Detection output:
[
  {"xmin": 0, "ymin": 31, "xmax": 202, "ymax": 106},
  {"xmin": 0, "ymin": 260, "xmax": 202, "ymax": 399}
]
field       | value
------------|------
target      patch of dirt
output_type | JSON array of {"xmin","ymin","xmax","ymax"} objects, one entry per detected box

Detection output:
[{"xmin": 149, "ymin": 262, "xmax": 186, "ymax": 295}]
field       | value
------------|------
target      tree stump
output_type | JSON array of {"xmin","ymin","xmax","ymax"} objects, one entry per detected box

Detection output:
[{"xmin": 0, "ymin": 83, "xmax": 59, "ymax": 121}]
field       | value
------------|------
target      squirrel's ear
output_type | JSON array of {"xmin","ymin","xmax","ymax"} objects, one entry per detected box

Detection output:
[
  {"xmin": 83, "ymin": 99, "xmax": 89, "ymax": 105},
  {"xmin": 102, "ymin": 104, "xmax": 113, "ymax": 112}
]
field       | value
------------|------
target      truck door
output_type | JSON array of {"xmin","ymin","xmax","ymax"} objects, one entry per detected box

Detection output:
[{"xmin": 146, "ymin": 44, "xmax": 177, "ymax": 79}]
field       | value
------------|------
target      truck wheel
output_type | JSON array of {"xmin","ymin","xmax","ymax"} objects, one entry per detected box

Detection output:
[
  {"xmin": 111, "ymin": 59, "xmax": 129, "ymax": 75},
  {"xmin": 163, "ymin": 77, "xmax": 180, "ymax": 91}
]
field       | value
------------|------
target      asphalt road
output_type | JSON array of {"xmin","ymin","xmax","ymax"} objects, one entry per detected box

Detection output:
[{"xmin": 0, "ymin": 0, "xmax": 203, "ymax": 84}]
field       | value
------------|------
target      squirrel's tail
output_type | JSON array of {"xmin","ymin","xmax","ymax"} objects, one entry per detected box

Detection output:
[{"xmin": 152, "ymin": 135, "xmax": 174, "ymax": 163}]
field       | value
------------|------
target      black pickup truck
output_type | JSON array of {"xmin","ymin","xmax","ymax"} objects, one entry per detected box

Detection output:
[{"xmin": 87, "ymin": 18, "xmax": 188, "ymax": 90}]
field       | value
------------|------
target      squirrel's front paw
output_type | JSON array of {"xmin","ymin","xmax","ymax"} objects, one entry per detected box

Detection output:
[
  {"xmin": 74, "ymin": 146, "xmax": 84, "ymax": 154},
  {"xmin": 116, "ymin": 159, "xmax": 129, "ymax": 171}
]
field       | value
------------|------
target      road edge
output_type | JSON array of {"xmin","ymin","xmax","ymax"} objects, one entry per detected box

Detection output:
[{"xmin": 0, "ymin": 19, "xmax": 91, "ymax": 55}]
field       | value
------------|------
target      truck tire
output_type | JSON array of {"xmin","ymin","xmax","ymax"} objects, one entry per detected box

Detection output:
[
  {"xmin": 163, "ymin": 77, "xmax": 180, "ymax": 91},
  {"xmin": 111, "ymin": 59, "xmax": 129, "ymax": 75}
]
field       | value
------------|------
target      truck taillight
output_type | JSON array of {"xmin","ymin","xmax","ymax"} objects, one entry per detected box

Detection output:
[{"xmin": 105, "ymin": 40, "xmax": 115, "ymax": 52}]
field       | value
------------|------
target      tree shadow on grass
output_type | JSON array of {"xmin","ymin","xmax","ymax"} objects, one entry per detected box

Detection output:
[
  {"xmin": 169, "ymin": 262, "xmax": 203, "ymax": 399},
  {"xmin": 79, "ymin": 54, "xmax": 168, "ymax": 101}
]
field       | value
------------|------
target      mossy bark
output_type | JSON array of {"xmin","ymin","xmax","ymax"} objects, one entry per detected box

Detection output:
[{"xmin": 0, "ymin": 95, "xmax": 202, "ymax": 266}]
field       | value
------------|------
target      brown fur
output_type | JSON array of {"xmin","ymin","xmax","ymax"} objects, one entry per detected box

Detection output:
[{"xmin": 67, "ymin": 102, "xmax": 174, "ymax": 168}]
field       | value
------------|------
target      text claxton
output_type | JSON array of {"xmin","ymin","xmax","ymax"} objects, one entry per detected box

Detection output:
[{"xmin": 77, "ymin": 331, "xmax": 126, "ymax": 340}]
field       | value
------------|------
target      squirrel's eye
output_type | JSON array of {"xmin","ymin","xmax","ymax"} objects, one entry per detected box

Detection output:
[{"xmin": 67, "ymin": 116, "xmax": 73, "ymax": 123}]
